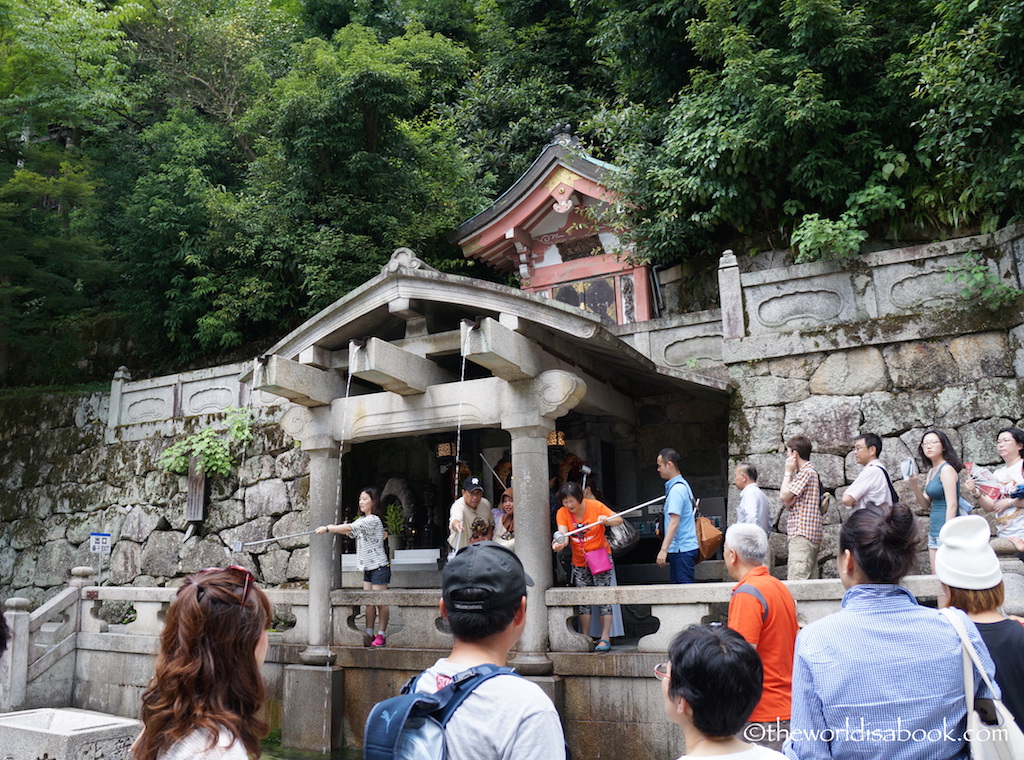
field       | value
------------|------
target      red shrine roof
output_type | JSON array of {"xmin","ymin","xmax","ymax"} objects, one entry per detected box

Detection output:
[
  {"xmin": 449, "ymin": 137, "xmax": 653, "ymax": 325},
  {"xmin": 448, "ymin": 137, "xmax": 619, "ymax": 275}
]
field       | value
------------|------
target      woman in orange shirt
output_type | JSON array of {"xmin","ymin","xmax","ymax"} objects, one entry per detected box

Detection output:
[{"xmin": 552, "ymin": 481, "xmax": 623, "ymax": 652}]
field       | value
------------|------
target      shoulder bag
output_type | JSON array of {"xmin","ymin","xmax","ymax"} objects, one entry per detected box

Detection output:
[
  {"xmin": 693, "ymin": 498, "xmax": 723, "ymax": 563},
  {"xmin": 607, "ymin": 519, "xmax": 639, "ymax": 556},
  {"xmin": 939, "ymin": 608, "xmax": 1024, "ymax": 760}
]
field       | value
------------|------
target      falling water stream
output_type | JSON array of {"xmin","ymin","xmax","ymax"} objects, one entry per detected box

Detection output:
[
  {"xmin": 317, "ymin": 344, "xmax": 359, "ymax": 754},
  {"xmin": 453, "ymin": 322, "xmax": 472, "ymax": 501}
]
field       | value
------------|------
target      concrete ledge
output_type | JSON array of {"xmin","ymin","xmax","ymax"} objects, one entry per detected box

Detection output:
[
  {"xmin": 545, "ymin": 575, "xmax": 942, "ymax": 606},
  {"xmin": 551, "ymin": 651, "xmax": 662, "ymax": 677},
  {"xmin": 0, "ymin": 708, "xmax": 140, "ymax": 760},
  {"xmin": 77, "ymin": 632, "xmax": 159, "ymax": 656}
]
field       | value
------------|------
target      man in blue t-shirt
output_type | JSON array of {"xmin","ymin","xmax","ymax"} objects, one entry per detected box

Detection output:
[{"xmin": 656, "ymin": 447, "xmax": 699, "ymax": 583}]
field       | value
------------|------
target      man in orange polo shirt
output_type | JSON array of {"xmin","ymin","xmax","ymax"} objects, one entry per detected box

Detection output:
[{"xmin": 724, "ymin": 523, "xmax": 799, "ymax": 752}]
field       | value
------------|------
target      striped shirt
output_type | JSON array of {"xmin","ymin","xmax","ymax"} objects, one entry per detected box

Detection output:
[
  {"xmin": 786, "ymin": 462, "xmax": 822, "ymax": 544},
  {"xmin": 784, "ymin": 584, "xmax": 996, "ymax": 760},
  {"xmin": 350, "ymin": 514, "xmax": 388, "ymax": 571}
]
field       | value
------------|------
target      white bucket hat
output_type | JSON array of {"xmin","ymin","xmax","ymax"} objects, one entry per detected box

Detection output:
[{"xmin": 935, "ymin": 515, "xmax": 1001, "ymax": 590}]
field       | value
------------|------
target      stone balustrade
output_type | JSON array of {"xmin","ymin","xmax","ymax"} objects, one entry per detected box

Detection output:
[
  {"xmin": 547, "ymin": 575, "xmax": 948, "ymax": 653},
  {"xmin": 105, "ymin": 361, "xmax": 287, "ymax": 443},
  {"xmin": 719, "ymin": 225, "xmax": 1024, "ymax": 361}
]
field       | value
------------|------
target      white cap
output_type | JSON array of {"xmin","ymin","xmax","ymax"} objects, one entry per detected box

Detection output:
[{"xmin": 935, "ymin": 515, "xmax": 1001, "ymax": 590}]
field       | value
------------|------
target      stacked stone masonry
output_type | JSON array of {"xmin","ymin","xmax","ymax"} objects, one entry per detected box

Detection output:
[{"xmin": 0, "ymin": 390, "xmax": 311, "ymax": 608}]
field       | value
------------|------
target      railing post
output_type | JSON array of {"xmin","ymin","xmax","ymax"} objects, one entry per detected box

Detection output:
[
  {"xmin": 70, "ymin": 566, "xmax": 95, "ymax": 638},
  {"xmin": 718, "ymin": 249, "xmax": 745, "ymax": 340},
  {"xmin": 1, "ymin": 598, "xmax": 31, "ymax": 711},
  {"xmin": 105, "ymin": 366, "xmax": 131, "ymax": 443}
]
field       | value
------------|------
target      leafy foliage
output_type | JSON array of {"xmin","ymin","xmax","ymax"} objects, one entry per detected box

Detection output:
[
  {"xmin": 384, "ymin": 499, "xmax": 405, "ymax": 536},
  {"xmin": 0, "ymin": 146, "xmax": 114, "ymax": 384},
  {"xmin": 158, "ymin": 406, "xmax": 253, "ymax": 477},
  {"xmin": 4, "ymin": 0, "xmax": 1024, "ymax": 384},
  {"xmin": 903, "ymin": 0, "xmax": 1024, "ymax": 230},
  {"xmin": 944, "ymin": 251, "xmax": 1024, "ymax": 310},
  {"xmin": 592, "ymin": 0, "xmax": 930, "ymax": 265}
]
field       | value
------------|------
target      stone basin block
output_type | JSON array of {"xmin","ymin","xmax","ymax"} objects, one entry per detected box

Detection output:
[{"xmin": 0, "ymin": 708, "xmax": 140, "ymax": 760}]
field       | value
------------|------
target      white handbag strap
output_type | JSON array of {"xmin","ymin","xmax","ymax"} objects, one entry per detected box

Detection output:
[{"xmin": 939, "ymin": 607, "xmax": 998, "ymax": 703}]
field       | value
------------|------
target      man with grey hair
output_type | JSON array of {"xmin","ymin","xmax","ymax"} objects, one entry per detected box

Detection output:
[{"xmin": 724, "ymin": 524, "xmax": 799, "ymax": 751}]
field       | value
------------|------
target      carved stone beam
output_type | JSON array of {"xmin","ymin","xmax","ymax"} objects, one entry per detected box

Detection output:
[
  {"xmin": 492, "ymin": 315, "xmax": 637, "ymax": 426},
  {"xmin": 502, "ymin": 369, "xmax": 587, "ymax": 430},
  {"xmin": 395, "ymin": 329, "xmax": 463, "ymax": 359},
  {"xmin": 389, "ymin": 297, "xmax": 428, "ymax": 339},
  {"xmin": 255, "ymin": 355, "xmax": 347, "ymax": 407},
  {"xmin": 330, "ymin": 370, "xmax": 586, "ymax": 443},
  {"xmin": 332, "ymin": 376, "xmax": 505, "ymax": 441},
  {"xmin": 349, "ymin": 337, "xmax": 453, "ymax": 396},
  {"xmin": 297, "ymin": 345, "xmax": 334, "ymax": 370},
  {"xmin": 461, "ymin": 317, "xmax": 545, "ymax": 381}
]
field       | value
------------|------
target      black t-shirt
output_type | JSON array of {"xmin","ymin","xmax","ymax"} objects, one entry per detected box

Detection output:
[{"xmin": 976, "ymin": 618, "xmax": 1024, "ymax": 729}]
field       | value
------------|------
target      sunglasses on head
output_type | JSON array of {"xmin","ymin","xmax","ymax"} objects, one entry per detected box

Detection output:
[{"xmin": 199, "ymin": 565, "xmax": 255, "ymax": 607}]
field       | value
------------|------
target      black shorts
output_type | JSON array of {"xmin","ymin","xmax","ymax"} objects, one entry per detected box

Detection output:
[{"xmin": 363, "ymin": 565, "xmax": 391, "ymax": 585}]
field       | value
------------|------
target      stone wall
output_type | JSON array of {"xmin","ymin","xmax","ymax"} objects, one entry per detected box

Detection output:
[
  {"xmin": 722, "ymin": 230, "xmax": 1024, "ymax": 577},
  {"xmin": 729, "ymin": 332, "xmax": 1024, "ymax": 576},
  {"xmin": 0, "ymin": 389, "xmax": 312, "ymax": 608}
]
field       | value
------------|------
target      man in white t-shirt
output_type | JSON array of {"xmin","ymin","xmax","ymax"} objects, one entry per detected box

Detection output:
[
  {"xmin": 410, "ymin": 542, "xmax": 567, "ymax": 760},
  {"xmin": 842, "ymin": 432, "xmax": 895, "ymax": 510},
  {"xmin": 448, "ymin": 476, "xmax": 493, "ymax": 551}
]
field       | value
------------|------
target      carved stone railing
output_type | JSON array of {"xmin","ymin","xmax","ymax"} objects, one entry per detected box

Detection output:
[
  {"xmin": 613, "ymin": 308, "xmax": 725, "ymax": 379},
  {"xmin": 546, "ymin": 575, "xmax": 948, "ymax": 653},
  {"xmin": 1, "ymin": 567, "xmax": 92, "ymax": 711},
  {"xmin": 105, "ymin": 361, "xmax": 286, "ymax": 443},
  {"xmin": 329, "ymin": 589, "xmax": 450, "ymax": 650},
  {"xmin": 718, "ymin": 225, "xmax": 1024, "ymax": 363}
]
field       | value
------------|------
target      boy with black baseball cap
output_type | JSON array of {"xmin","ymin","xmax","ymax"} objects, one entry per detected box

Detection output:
[{"xmin": 409, "ymin": 542, "xmax": 567, "ymax": 759}]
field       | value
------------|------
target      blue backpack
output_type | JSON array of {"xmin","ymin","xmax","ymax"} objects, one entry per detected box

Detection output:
[{"xmin": 363, "ymin": 664, "xmax": 516, "ymax": 760}]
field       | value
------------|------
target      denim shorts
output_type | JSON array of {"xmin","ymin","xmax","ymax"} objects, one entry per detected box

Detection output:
[{"xmin": 364, "ymin": 565, "xmax": 391, "ymax": 585}]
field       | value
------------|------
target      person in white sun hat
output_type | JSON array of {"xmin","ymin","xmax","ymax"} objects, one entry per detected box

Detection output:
[{"xmin": 936, "ymin": 514, "xmax": 1024, "ymax": 728}]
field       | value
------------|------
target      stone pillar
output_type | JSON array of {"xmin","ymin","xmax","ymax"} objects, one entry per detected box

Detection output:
[
  {"xmin": 506, "ymin": 423, "xmax": 555, "ymax": 675},
  {"xmin": 300, "ymin": 429, "xmax": 340, "ymax": 665},
  {"xmin": 718, "ymin": 249, "xmax": 744, "ymax": 340},
  {"xmin": 1, "ymin": 598, "xmax": 30, "ymax": 711},
  {"xmin": 282, "ymin": 666, "xmax": 344, "ymax": 753},
  {"xmin": 105, "ymin": 366, "xmax": 130, "ymax": 443},
  {"xmin": 70, "ymin": 566, "xmax": 94, "ymax": 638}
]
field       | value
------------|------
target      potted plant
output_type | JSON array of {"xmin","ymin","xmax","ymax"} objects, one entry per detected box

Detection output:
[{"xmin": 385, "ymin": 501, "xmax": 405, "ymax": 554}]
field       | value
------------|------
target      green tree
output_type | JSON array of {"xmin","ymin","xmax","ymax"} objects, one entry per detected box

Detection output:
[
  {"xmin": 124, "ymin": 0, "xmax": 302, "ymax": 160},
  {"xmin": 0, "ymin": 0, "xmax": 139, "ymax": 137},
  {"xmin": 237, "ymin": 24, "xmax": 485, "ymax": 313},
  {"xmin": 904, "ymin": 0, "xmax": 1024, "ymax": 230},
  {"xmin": 0, "ymin": 148, "xmax": 113, "ymax": 384}
]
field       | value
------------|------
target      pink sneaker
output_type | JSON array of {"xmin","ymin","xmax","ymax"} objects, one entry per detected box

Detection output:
[{"xmin": 371, "ymin": 634, "xmax": 386, "ymax": 647}]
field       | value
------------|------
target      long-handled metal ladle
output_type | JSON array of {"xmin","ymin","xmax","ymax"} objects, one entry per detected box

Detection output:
[{"xmin": 231, "ymin": 529, "xmax": 320, "ymax": 553}]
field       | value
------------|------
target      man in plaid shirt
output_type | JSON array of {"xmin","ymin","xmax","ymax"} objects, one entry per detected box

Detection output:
[{"xmin": 780, "ymin": 435, "xmax": 821, "ymax": 580}]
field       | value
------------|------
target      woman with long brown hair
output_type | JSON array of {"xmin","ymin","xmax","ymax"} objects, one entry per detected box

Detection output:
[{"xmin": 133, "ymin": 566, "xmax": 272, "ymax": 760}]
